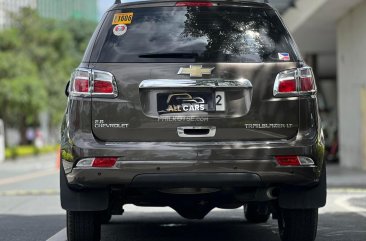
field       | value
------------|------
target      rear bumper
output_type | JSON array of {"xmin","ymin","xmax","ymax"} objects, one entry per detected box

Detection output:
[
  {"xmin": 64, "ymin": 158, "xmax": 320, "ymax": 188},
  {"xmin": 61, "ymin": 131, "xmax": 326, "ymax": 210},
  {"xmin": 62, "ymin": 126, "xmax": 324, "ymax": 189}
]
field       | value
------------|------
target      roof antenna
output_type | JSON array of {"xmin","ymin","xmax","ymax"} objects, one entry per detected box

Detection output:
[
  {"xmin": 115, "ymin": 0, "xmax": 121, "ymax": 4},
  {"xmin": 264, "ymin": 0, "xmax": 269, "ymax": 3}
]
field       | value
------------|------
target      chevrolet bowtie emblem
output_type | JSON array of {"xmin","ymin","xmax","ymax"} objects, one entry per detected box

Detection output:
[{"xmin": 178, "ymin": 65, "xmax": 215, "ymax": 78}]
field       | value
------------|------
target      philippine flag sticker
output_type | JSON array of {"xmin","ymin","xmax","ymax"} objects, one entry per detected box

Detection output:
[{"xmin": 278, "ymin": 53, "xmax": 290, "ymax": 61}]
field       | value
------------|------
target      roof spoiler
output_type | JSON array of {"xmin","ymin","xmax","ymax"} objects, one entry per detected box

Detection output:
[
  {"xmin": 112, "ymin": 0, "xmax": 280, "ymax": 6},
  {"xmin": 113, "ymin": 0, "xmax": 270, "ymax": 3}
]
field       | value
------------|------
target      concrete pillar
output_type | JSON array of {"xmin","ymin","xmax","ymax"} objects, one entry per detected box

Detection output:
[
  {"xmin": 337, "ymin": 0, "xmax": 366, "ymax": 169},
  {"xmin": 362, "ymin": 88, "xmax": 366, "ymax": 169}
]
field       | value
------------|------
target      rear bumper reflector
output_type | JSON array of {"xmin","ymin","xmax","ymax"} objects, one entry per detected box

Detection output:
[
  {"xmin": 76, "ymin": 157, "xmax": 118, "ymax": 168},
  {"xmin": 275, "ymin": 156, "xmax": 315, "ymax": 166}
]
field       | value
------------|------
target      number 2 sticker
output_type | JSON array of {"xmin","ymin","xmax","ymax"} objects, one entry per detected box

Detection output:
[{"xmin": 215, "ymin": 91, "xmax": 225, "ymax": 111}]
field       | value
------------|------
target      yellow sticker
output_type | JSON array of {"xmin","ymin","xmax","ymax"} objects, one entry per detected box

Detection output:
[{"xmin": 112, "ymin": 13, "xmax": 134, "ymax": 25}]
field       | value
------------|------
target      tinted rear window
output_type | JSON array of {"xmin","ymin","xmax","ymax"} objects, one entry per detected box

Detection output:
[{"xmin": 92, "ymin": 6, "xmax": 297, "ymax": 63}]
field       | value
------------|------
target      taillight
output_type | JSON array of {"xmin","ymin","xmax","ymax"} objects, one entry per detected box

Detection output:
[
  {"xmin": 69, "ymin": 68, "xmax": 117, "ymax": 98},
  {"xmin": 176, "ymin": 1, "xmax": 215, "ymax": 7},
  {"xmin": 299, "ymin": 67, "xmax": 315, "ymax": 91},
  {"xmin": 76, "ymin": 157, "xmax": 118, "ymax": 168},
  {"xmin": 275, "ymin": 156, "xmax": 315, "ymax": 166},
  {"xmin": 278, "ymin": 79, "xmax": 296, "ymax": 93},
  {"xmin": 273, "ymin": 66, "xmax": 316, "ymax": 97},
  {"xmin": 93, "ymin": 70, "xmax": 116, "ymax": 95},
  {"xmin": 94, "ymin": 80, "xmax": 113, "ymax": 93},
  {"xmin": 74, "ymin": 78, "xmax": 89, "ymax": 93},
  {"xmin": 72, "ymin": 69, "xmax": 90, "ymax": 94}
]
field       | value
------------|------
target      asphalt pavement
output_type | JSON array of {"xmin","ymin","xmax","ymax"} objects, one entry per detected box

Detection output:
[{"xmin": 0, "ymin": 154, "xmax": 365, "ymax": 241}]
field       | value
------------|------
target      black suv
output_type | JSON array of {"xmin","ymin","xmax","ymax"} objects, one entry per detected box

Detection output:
[{"xmin": 61, "ymin": 1, "xmax": 326, "ymax": 241}]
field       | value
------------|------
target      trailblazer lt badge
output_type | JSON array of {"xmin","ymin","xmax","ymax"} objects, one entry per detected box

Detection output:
[{"xmin": 178, "ymin": 65, "xmax": 215, "ymax": 78}]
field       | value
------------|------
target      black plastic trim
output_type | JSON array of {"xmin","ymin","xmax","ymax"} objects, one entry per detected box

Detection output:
[{"xmin": 130, "ymin": 172, "xmax": 262, "ymax": 188}]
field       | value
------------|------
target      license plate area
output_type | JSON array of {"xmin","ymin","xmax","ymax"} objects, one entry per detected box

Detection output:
[{"xmin": 157, "ymin": 92, "xmax": 225, "ymax": 114}]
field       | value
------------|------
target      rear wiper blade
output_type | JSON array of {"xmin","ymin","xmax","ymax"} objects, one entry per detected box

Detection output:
[{"xmin": 138, "ymin": 52, "xmax": 199, "ymax": 59}]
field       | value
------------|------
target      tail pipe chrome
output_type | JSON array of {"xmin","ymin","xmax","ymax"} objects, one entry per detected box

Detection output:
[{"xmin": 255, "ymin": 187, "xmax": 280, "ymax": 201}]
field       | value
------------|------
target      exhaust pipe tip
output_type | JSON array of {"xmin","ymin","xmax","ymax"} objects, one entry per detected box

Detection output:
[{"xmin": 266, "ymin": 187, "xmax": 279, "ymax": 199}]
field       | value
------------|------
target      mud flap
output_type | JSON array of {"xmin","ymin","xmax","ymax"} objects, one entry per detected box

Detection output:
[
  {"xmin": 279, "ymin": 166, "xmax": 327, "ymax": 209},
  {"xmin": 60, "ymin": 163, "xmax": 109, "ymax": 211}
]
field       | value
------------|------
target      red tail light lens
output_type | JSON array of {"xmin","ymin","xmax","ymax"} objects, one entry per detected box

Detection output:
[
  {"xmin": 94, "ymin": 80, "xmax": 114, "ymax": 94},
  {"xmin": 92, "ymin": 157, "xmax": 118, "ymax": 168},
  {"xmin": 72, "ymin": 69, "xmax": 90, "ymax": 93},
  {"xmin": 274, "ymin": 66, "xmax": 316, "ymax": 96},
  {"xmin": 176, "ymin": 1, "xmax": 214, "ymax": 7},
  {"xmin": 274, "ymin": 69, "xmax": 297, "ymax": 95},
  {"xmin": 300, "ymin": 77, "xmax": 314, "ymax": 91},
  {"xmin": 299, "ymin": 67, "xmax": 315, "ymax": 91},
  {"xmin": 74, "ymin": 78, "xmax": 89, "ymax": 93},
  {"xmin": 70, "ymin": 68, "xmax": 117, "ymax": 97},
  {"xmin": 275, "ymin": 156, "xmax": 301, "ymax": 166},
  {"xmin": 278, "ymin": 79, "xmax": 296, "ymax": 93},
  {"xmin": 93, "ymin": 70, "xmax": 116, "ymax": 95}
]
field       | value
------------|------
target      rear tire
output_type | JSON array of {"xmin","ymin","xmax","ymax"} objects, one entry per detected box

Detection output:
[
  {"xmin": 244, "ymin": 202, "xmax": 271, "ymax": 223},
  {"xmin": 278, "ymin": 208, "xmax": 318, "ymax": 241},
  {"xmin": 67, "ymin": 211, "xmax": 101, "ymax": 241}
]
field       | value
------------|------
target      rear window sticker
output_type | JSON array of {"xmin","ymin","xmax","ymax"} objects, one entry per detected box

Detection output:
[
  {"xmin": 113, "ymin": 24, "xmax": 128, "ymax": 36},
  {"xmin": 278, "ymin": 53, "xmax": 290, "ymax": 61},
  {"xmin": 112, "ymin": 12, "xmax": 134, "ymax": 25}
]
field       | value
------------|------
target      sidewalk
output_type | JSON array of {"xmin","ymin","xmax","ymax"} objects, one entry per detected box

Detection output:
[
  {"xmin": 327, "ymin": 163, "xmax": 366, "ymax": 189},
  {"xmin": 0, "ymin": 152, "xmax": 59, "ymax": 195},
  {"xmin": 0, "ymin": 153, "xmax": 57, "ymax": 179}
]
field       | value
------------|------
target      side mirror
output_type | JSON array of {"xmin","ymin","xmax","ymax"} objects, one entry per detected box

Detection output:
[{"xmin": 65, "ymin": 81, "xmax": 70, "ymax": 97}]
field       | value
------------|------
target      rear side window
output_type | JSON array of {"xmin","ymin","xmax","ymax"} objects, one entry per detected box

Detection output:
[{"xmin": 91, "ymin": 6, "xmax": 298, "ymax": 63}]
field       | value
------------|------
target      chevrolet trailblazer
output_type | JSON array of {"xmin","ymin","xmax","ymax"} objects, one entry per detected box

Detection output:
[{"xmin": 61, "ymin": 1, "xmax": 326, "ymax": 241}]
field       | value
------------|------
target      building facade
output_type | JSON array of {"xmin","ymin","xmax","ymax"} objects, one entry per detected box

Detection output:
[
  {"xmin": 36, "ymin": 0, "xmax": 98, "ymax": 22},
  {"xmin": 0, "ymin": 0, "xmax": 36, "ymax": 29},
  {"xmin": 0, "ymin": 0, "xmax": 97, "ymax": 29}
]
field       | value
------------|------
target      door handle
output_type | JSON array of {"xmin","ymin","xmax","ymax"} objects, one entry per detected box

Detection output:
[{"xmin": 177, "ymin": 126, "xmax": 216, "ymax": 137}]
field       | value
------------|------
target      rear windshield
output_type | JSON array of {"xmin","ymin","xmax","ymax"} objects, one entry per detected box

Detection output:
[{"xmin": 91, "ymin": 6, "xmax": 298, "ymax": 63}]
